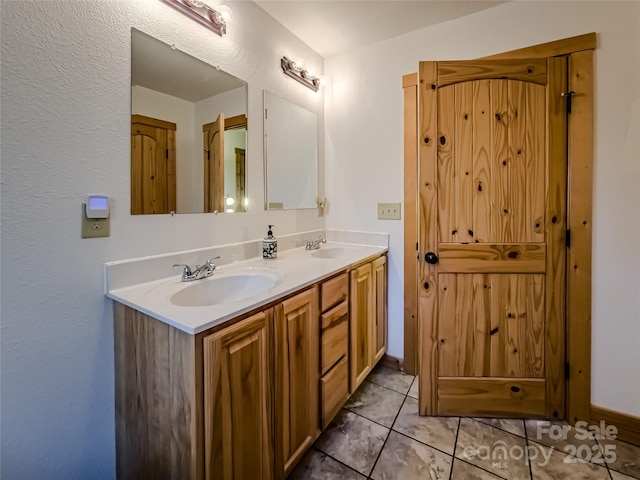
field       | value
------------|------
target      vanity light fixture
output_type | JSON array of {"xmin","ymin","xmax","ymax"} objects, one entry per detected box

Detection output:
[
  {"xmin": 159, "ymin": 0, "xmax": 231, "ymax": 37},
  {"xmin": 281, "ymin": 56, "xmax": 320, "ymax": 92}
]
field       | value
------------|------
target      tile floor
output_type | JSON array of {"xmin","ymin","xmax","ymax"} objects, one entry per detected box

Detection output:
[{"xmin": 290, "ymin": 365, "xmax": 640, "ymax": 480}]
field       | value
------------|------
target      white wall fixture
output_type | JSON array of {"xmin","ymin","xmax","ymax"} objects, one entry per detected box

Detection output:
[
  {"xmin": 281, "ymin": 56, "xmax": 320, "ymax": 92},
  {"xmin": 159, "ymin": 0, "xmax": 231, "ymax": 36}
]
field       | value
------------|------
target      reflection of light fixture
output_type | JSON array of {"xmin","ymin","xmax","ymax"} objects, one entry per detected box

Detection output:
[
  {"xmin": 281, "ymin": 56, "xmax": 320, "ymax": 92},
  {"xmin": 159, "ymin": 0, "xmax": 231, "ymax": 37},
  {"xmin": 225, "ymin": 196, "xmax": 235, "ymax": 206}
]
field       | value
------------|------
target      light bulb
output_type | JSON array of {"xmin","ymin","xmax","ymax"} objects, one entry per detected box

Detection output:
[
  {"xmin": 305, "ymin": 68, "xmax": 317, "ymax": 80},
  {"xmin": 187, "ymin": 0, "xmax": 205, "ymax": 7},
  {"xmin": 292, "ymin": 58, "xmax": 305, "ymax": 71},
  {"xmin": 225, "ymin": 196, "xmax": 235, "ymax": 206},
  {"xmin": 318, "ymin": 75, "xmax": 329, "ymax": 86},
  {"xmin": 217, "ymin": 5, "xmax": 232, "ymax": 23}
]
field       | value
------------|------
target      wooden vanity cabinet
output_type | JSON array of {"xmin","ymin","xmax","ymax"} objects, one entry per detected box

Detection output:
[
  {"xmin": 274, "ymin": 287, "xmax": 320, "ymax": 476},
  {"xmin": 350, "ymin": 255, "xmax": 388, "ymax": 392},
  {"xmin": 372, "ymin": 255, "xmax": 388, "ymax": 364},
  {"xmin": 114, "ymin": 254, "xmax": 387, "ymax": 480},
  {"xmin": 319, "ymin": 273, "xmax": 350, "ymax": 429},
  {"xmin": 203, "ymin": 310, "xmax": 275, "ymax": 480}
]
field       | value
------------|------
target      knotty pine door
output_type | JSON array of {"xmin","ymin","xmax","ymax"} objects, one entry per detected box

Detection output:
[
  {"xmin": 131, "ymin": 114, "xmax": 177, "ymax": 214},
  {"xmin": 203, "ymin": 113, "xmax": 225, "ymax": 213},
  {"xmin": 418, "ymin": 58, "xmax": 568, "ymax": 419}
]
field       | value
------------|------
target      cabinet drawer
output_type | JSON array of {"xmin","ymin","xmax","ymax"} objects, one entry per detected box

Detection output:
[
  {"xmin": 320, "ymin": 355, "xmax": 349, "ymax": 430},
  {"xmin": 321, "ymin": 273, "xmax": 348, "ymax": 312},
  {"xmin": 321, "ymin": 301, "xmax": 348, "ymax": 375}
]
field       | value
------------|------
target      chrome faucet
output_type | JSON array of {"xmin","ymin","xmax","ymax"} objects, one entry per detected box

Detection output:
[
  {"xmin": 305, "ymin": 236, "xmax": 327, "ymax": 250},
  {"xmin": 173, "ymin": 256, "xmax": 220, "ymax": 282}
]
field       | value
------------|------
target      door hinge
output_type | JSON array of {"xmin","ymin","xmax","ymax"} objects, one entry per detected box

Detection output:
[
  {"xmin": 565, "ymin": 362, "xmax": 570, "ymax": 380},
  {"xmin": 207, "ymin": 150, "xmax": 210, "ymax": 160},
  {"xmin": 566, "ymin": 229, "xmax": 571, "ymax": 248},
  {"xmin": 166, "ymin": 149, "xmax": 169, "ymax": 159},
  {"xmin": 561, "ymin": 91, "xmax": 576, "ymax": 114}
]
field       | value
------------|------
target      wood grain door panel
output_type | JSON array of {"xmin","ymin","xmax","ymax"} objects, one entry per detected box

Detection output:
[{"xmin": 419, "ymin": 58, "xmax": 567, "ymax": 418}]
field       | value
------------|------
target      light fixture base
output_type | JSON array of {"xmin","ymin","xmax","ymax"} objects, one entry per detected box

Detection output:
[
  {"xmin": 159, "ymin": 0, "xmax": 227, "ymax": 36},
  {"xmin": 281, "ymin": 57, "xmax": 320, "ymax": 92}
]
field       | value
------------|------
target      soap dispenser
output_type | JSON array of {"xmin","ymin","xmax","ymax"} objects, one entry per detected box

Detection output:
[{"xmin": 263, "ymin": 224, "xmax": 277, "ymax": 260}]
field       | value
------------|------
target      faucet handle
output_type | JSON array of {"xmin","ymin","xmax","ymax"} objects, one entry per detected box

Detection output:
[
  {"xmin": 173, "ymin": 264, "xmax": 193, "ymax": 276},
  {"xmin": 201, "ymin": 256, "xmax": 220, "ymax": 267}
]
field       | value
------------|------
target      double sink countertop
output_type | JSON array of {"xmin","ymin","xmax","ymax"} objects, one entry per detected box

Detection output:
[{"xmin": 105, "ymin": 235, "xmax": 387, "ymax": 335}]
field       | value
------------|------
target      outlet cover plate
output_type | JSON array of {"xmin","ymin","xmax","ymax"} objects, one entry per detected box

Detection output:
[
  {"xmin": 378, "ymin": 202, "xmax": 401, "ymax": 220},
  {"xmin": 81, "ymin": 204, "xmax": 110, "ymax": 238}
]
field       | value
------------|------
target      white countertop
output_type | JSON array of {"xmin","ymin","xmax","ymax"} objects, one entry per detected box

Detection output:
[{"xmin": 106, "ymin": 242, "xmax": 387, "ymax": 335}]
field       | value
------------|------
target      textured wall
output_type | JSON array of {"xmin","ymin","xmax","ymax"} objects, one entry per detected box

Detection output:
[
  {"xmin": 324, "ymin": 1, "xmax": 640, "ymax": 416},
  {"xmin": 0, "ymin": 0, "xmax": 324, "ymax": 477}
]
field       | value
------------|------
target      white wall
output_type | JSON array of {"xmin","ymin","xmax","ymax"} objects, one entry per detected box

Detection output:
[
  {"xmin": 0, "ymin": 0, "xmax": 324, "ymax": 477},
  {"xmin": 325, "ymin": 1, "xmax": 640, "ymax": 417}
]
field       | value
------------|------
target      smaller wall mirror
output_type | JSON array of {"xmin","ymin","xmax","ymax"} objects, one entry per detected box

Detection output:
[
  {"xmin": 264, "ymin": 91, "xmax": 318, "ymax": 210},
  {"xmin": 131, "ymin": 28, "xmax": 248, "ymax": 214}
]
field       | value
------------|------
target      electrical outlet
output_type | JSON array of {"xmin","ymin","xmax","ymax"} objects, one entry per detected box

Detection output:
[
  {"xmin": 81, "ymin": 204, "xmax": 110, "ymax": 238},
  {"xmin": 377, "ymin": 202, "xmax": 402, "ymax": 220}
]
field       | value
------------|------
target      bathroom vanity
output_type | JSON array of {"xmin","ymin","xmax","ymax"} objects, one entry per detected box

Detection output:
[{"xmin": 107, "ymin": 237, "xmax": 387, "ymax": 479}]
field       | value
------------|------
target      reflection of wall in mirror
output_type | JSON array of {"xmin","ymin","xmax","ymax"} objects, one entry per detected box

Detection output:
[
  {"xmin": 132, "ymin": 85, "xmax": 246, "ymax": 213},
  {"xmin": 265, "ymin": 95, "xmax": 318, "ymax": 210}
]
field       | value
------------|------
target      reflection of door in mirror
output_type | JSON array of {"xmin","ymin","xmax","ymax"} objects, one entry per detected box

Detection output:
[
  {"xmin": 203, "ymin": 113, "xmax": 224, "ymax": 213},
  {"xmin": 131, "ymin": 115, "xmax": 177, "ymax": 214},
  {"xmin": 202, "ymin": 114, "xmax": 248, "ymax": 213}
]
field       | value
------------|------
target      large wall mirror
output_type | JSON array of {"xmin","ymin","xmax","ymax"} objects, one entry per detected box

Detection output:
[
  {"xmin": 131, "ymin": 28, "xmax": 248, "ymax": 214},
  {"xmin": 264, "ymin": 91, "xmax": 318, "ymax": 210}
]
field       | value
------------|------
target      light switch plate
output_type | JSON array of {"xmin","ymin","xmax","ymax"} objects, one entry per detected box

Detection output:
[
  {"xmin": 378, "ymin": 202, "xmax": 402, "ymax": 220},
  {"xmin": 81, "ymin": 204, "xmax": 110, "ymax": 238}
]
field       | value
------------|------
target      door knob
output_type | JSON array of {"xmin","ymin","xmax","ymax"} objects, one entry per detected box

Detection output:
[{"xmin": 424, "ymin": 252, "xmax": 439, "ymax": 264}]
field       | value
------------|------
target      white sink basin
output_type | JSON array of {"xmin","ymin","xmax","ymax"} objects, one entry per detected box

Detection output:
[
  {"xmin": 311, "ymin": 247, "xmax": 355, "ymax": 259},
  {"xmin": 169, "ymin": 269, "xmax": 281, "ymax": 307}
]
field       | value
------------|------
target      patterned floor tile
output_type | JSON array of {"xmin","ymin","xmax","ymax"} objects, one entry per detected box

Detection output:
[
  {"xmin": 474, "ymin": 418, "xmax": 526, "ymax": 438},
  {"xmin": 455, "ymin": 418, "xmax": 531, "ymax": 480},
  {"xmin": 370, "ymin": 431, "xmax": 452, "ymax": 480},
  {"xmin": 314, "ymin": 409, "xmax": 389, "ymax": 476},
  {"xmin": 525, "ymin": 420, "xmax": 600, "ymax": 463},
  {"xmin": 596, "ymin": 437, "xmax": 640, "ymax": 478},
  {"xmin": 450, "ymin": 458, "xmax": 506, "ymax": 479},
  {"xmin": 528, "ymin": 441, "xmax": 610, "ymax": 479},
  {"xmin": 288, "ymin": 448, "xmax": 366, "ymax": 479},
  {"xmin": 393, "ymin": 396, "xmax": 459, "ymax": 455},
  {"xmin": 344, "ymin": 380, "xmax": 406, "ymax": 427},
  {"xmin": 408, "ymin": 376, "xmax": 419, "ymax": 399},
  {"xmin": 367, "ymin": 365, "xmax": 415, "ymax": 395}
]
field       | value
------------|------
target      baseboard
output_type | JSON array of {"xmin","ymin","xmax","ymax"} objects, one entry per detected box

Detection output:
[
  {"xmin": 591, "ymin": 405, "xmax": 640, "ymax": 446},
  {"xmin": 381, "ymin": 353, "xmax": 403, "ymax": 372}
]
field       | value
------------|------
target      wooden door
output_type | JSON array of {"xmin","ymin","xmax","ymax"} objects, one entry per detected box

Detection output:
[
  {"xmin": 418, "ymin": 58, "xmax": 568, "ymax": 419},
  {"xmin": 350, "ymin": 263, "xmax": 373, "ymax": 392},
  {"xmin": 131, "ymin": 114, "xmax": 176, "ymax": 214},
  {"xmin": 234, "ymin": 147, "xmax": 246, "ymax": 212},
  {"xmin": 372, "ymin": 255, "xmax": 388, "ymax": 364},
  {"xmin": 203, "ymin": 113, "xmax": 224, "ymax": 213},
  {"xmin": 274, "ymin": 287, "xmax": 319, "ymax": 476},
  {"xmin": 203, "ymin": 310, "xmax": 274, "ymax": 480}
]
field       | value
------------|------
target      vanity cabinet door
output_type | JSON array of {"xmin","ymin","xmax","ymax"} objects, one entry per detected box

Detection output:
[
  {"xmin": 203, "ymin": 310, "xmax": 274, "ymax": 480},
  {"xmin": 274, "ymin": 287, "xmax": 320, "ymax": 476},
  {"xmin": 350, "ymin": 263, "xmax": 374, "ymax": 392},
  {"xmin": 372, "ymin": 255, "xmax": 388, "ymax": 364}
]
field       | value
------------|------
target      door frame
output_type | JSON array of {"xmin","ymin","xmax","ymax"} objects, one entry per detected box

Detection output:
[{"xmin": 403, "ymin": 33, "xmax": 595, "ymax": 424}]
